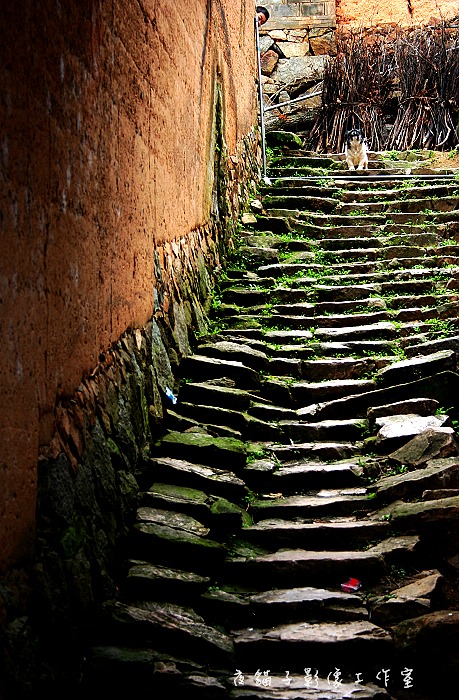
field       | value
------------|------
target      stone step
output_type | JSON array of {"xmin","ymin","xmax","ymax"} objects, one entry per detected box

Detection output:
[
  {"xmin": 225, "ymin": 548, "xmax": 385, "ymax": 589},
  {"xmin": 144, "ymin": 456, "xmax": 247, "ymax": 499},
  {"xmin": 300, "ymin": 357, "xmax": 385, "ymax": 381},
  {"xmin": 263, "ymin": 195, "xmax": 337, "ymax": 213},
  {"xmin": 99, "ymin": 601, "xmax": 234, "ymax": 666},
  {"xmin": 270, "ymin": 459, "xmax": 363, "ymax": 492},
  {"xmin": 242, "ymin": 519, "xmax": 390, "ymax": 551},
  {"xmin": 305, "ymin": 370, "xmax": 459, "ymax": 422},
  {"xmin": 123, "ymin": 560, "xmax": 211, "ymax": 603},
  {"xmin": 155, "ymin": 430, "xmax": 247, "ymax": 471},
  {"xmin": 251, "ymin": 490, "xmax": 370, "ymax": 521},
  {"xmin": 229, "ymin": 673, "xmax": 393, "ymax": 698},
  {"xmin": 246, "ymin": 586, "xmax": 368, "ymax": 625},
  {"xmin": 336, "ymin": 197, "xmax": 459, "ymax": 215},
  {"xmin": 179, "ymin": 355, "xmax": 260, "ymax": 389},
  {"xmin": 290, "ymin": 378, "xmax": 376, "ymax": 403},
  {"xmin": 314, "ymin": 322, "xmax": 396, "ymax": 342},
  {"xmin": 281, "ymin": 419, "xmax": 368, "ymax": 443},
  {"xmin": 269, "ymin": 442, "xmax": 361, "ymax": 463},
  {"xmin": 130, "ymin": 520, "xmax": 227, "ymax": 575},
  {"xmin": 231, "ymin": 619, "xmax": 393, "ymax": 672}
]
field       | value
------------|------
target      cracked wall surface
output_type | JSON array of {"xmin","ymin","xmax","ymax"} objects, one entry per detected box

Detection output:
[
  {"xmin": 0, "ymin": 0, "xmax": 259, "ymax": 570},
  {"xmin": 336, "ymin": 0, "xmax": 459, "ymax": 26}
]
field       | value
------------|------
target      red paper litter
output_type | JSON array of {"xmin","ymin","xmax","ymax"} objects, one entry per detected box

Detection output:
[{"xmin": 340, "ymin": 577, "xmax": 362, "ymax": 592}]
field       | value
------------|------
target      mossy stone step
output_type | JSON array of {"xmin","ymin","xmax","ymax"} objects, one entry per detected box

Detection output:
[
  {"xmin": 145, "ymin": 456, "xmax": 247, "ymax": 499},
  {"xmin": 131, "ymin": 521, "xmax": 227, "ymax": 574},
  {"xmin": 156, "ymin": 431, "xmax": 247, "ymax": 471},
  {"xmin": 172, "ymin": 402, "xmax": 247, "ymax": 434}
]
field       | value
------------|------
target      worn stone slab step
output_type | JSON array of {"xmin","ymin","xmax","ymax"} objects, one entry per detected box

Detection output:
[
  {"xmin": 269, "ymin": 442, "xmax": 361, "ymax": 464},
  {"xmin": 123, "ymin": 560, "xmax": 211, "ymax": 602},
  {"xmin": 306, "ymin": 371, "xmax": 459, "ymax": 422},
  {"xmin": 405, "ymin": 334, "xmax": 459, "ymax": 358},
  {"xmin": 266, "ymin": 344, "xmax": 316, "ymax": 360},
  {"xmin": 221, "ymin": 287, "xmax": 269, "ymax": 306},
  {"xmin": 320, "ymin": 237, "xmax": 382, "ymax": 251},
  {"xmin": 225, "ymin": 548, "xmax": 385, "ymax": 590},
  {"xmin": 269, "ymin": 459, "xmax": 362, "ymax": 493},
  {"xmin": 247, "ymin": 586, "xmax": 367, "ymax": 625},
  {"xmin": 82, "ymin": 646, "xmax": 230, "ymax": 696},
  {"xmin": 131, "ymin": 521, "xmax": 227, "ymax": 574},
  {"xmin": 231, "ymin": 620, "xmax": 393, "ymax": 673},
  {"xmin": 173, "ymin": 402, "xmax": 247, "ymax": 434},
  {"xmin": 156, "ymin": 431, "xmax": 247, "ymax": 471},
  {"xmin": 313, "ymin": 341, "xmax": 398, "ymax": 358},
  {"xmin": 243, "ymin": 519, "xmax": 390, "ymax": 551},
  {"xmin": 100, "ymin": 601, "xmax": 234, "ymax": 665},
  {"xmin": 370, "ymin": 457, "xmax": 459, "ymax": 505},
  {"xmin": 229, "ymin": 674, "xmax": 392, "ymax": 699},
  {"xmin": 300, "ymin": 357, "xmax": 384, "ymax": 381},
  {"xmin": 375, "ymin": 350, "xmax": 456, "ymax": 388},
  {"xmin": 251, "ymin": 490, "xmax": 370, "ymax": 521},
  {"xmin": 314, "ymin": 299, "xmax": 388, "ymax": 314},
  {"xmin": 144, "ymin": 456, "xmax": 247, "ymax": 500},
  {"xmin": 263, "ymin": 195, "xmax": 337, "ymax": 213},
  {"xmin": 264, "ymin": 314, "xmax": 315, "ymax": 330},
  {"xmin": 337, "ymin": 197, "xmax": 459, "ymax": 215},
  {"xmin": 165, "ymin": 410, "xmax": 244, "ymax": 441},
  {"xmin": 281, "ymin": 419, "xmax": 368, "ymax": 443},
  {"xmin": 195, "ymin": 341, "xmax": 269, "ymax": 372},
  {"xmin": 315, "ymin": 312, "xmax": 390, "ymax": 328},
  {"xmin": 178, "ymin": 381, "xmax": 253, "ymax": 411},
  {"xmin": 179, "ymin": 355, "xmax": 260, "ymax": 389},
  {"xmin": 339, "ymin": 184, "xmax": 459, "ymax": 203},
  {"xmin": 290, "ymin": 378, "xmax": 376, "ymax": 404},
  {"xmin": 314, "ymin": 322, "xmax": 396, "ymax": 343}
]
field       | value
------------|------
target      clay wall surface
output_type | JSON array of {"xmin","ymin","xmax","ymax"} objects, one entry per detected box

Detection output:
[
  {"xmin": 336, "ymin": 0, "xmax": 459, "ymax": 26},
  {"xmin": 0, "ymin": 0, "xmax": 258, "ymax": 570}
]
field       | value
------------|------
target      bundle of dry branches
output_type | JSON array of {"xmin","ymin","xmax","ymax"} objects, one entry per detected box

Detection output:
[
  {"xmin": 386, "ymin": 25, "xmax": 459, "ymax": 150},
  {"xmin": 308, "ymin": 30, "xmax": 395, "ymax": 153}
]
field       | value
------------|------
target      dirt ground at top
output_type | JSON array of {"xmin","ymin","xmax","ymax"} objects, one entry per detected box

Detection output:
[{"xmin": 428, "ymin": 150, "xmax": 459, "ymax": 169}]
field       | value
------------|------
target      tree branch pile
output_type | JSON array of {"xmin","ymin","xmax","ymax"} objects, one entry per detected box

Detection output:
[
  {"xmin": 386, "ymin": 25, "xmax": 459, "ymax": 150},
  {"xmin": 308, "ymin": 30, "xmax": 395, "ymax": 153},
  {"xmin": 307, "ymin": 23, "xmax": 459, "ymax": 153}
]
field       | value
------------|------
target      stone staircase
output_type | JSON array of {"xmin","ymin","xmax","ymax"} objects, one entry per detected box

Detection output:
[{"xmin": 82, "ymin": 144, "xmax": 459, "ymax": 698}]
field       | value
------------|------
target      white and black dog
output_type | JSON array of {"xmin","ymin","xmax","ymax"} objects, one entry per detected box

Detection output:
[{"xmin": 344, "ymin": 129, "xmax": 368, "ymax": 171}]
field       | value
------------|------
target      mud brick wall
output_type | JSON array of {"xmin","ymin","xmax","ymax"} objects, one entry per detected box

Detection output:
[
  {"xmin": 0, "ymin": 0, "xmax": 259, "ymax": 572},
  {"xmin": 336, "ymin": 0, "xmax": 459, "ymax": 26}
]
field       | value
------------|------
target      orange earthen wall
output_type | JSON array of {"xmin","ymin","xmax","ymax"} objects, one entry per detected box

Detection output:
[
  {"xmin": 336, "ymin": 0, "xmax": 459, "ymax": 26},
  {"xmin": 0, "ymin": 0, "xmax": 257, "ymax": 570}
]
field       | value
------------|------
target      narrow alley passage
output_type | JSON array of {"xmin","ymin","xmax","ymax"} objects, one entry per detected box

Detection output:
[{"xmin": 82, "ymin": 138, "xmax": 459, "ymax": 699}]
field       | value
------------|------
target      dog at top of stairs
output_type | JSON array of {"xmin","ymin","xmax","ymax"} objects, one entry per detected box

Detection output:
[{"xmin": 344, "ymin": 129, "xmax": 368, "ymax": 171}]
